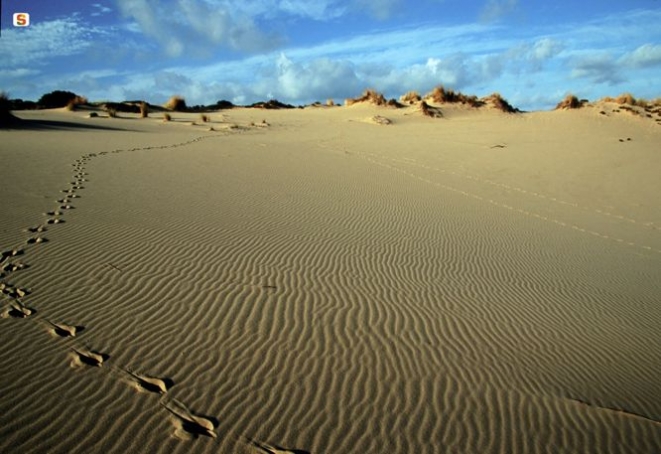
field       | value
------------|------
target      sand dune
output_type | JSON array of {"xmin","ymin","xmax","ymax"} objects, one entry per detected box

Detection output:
[{"xmin": 1, "ymin": 103, "xmax": 660, "ymax": 453}]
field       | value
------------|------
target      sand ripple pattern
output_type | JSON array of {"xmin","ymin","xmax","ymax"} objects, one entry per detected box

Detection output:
[{"xmin": 2, "ymin": 124, "xmax": 661, "ymax": 453}]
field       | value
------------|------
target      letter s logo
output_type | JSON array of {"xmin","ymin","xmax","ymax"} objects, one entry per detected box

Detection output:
[{"xmin": 13, "ymin": 13, "xmax": 31, "ymax": 27}]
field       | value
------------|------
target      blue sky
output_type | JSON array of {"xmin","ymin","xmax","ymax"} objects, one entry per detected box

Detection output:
[{"xmin": 1, "ymin": 0, "xmax": 660, "ymax": 110}]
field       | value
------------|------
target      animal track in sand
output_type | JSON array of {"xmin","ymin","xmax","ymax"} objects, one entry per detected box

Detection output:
[
  {"xmin": 369, "ymin": 152, "xmax": 659, "ymax": 230},
  {"xmin": 248, "ymin": 439, "xmax": 311, "ymax": 454},
  {"xmin": 70, "ymin": 348, "xmax": 108, "ymax": 368},
  {"xmin": 0, "ymin": 135, "xmax": 238, "ymax": 446},
  {"xmin": 0, "ymin": 283, "xmax": 29, "ymax": 299},
  {"xmin": 1, "ymin": 249, "xmax": 24, "ymax": 262},
  {"xmin": 119, "ymin": 368, "xmax": 173, "ymax": 394},
  {"xmin": 161, "ymin": 397, "xmax": 217, "ymax": 439},
  {"xmin": 361, "ymin": 152, "xmax": 661, "ymax": 255},
  {"xmin": 46, "ymin": 320, "xmax": 83, "ymax": 338},
  {"xmin": 1, "ymin": 262, "xmax": 28, "ymax": 274},
  {"xmin": 26, "ymin": 237, "xmax": 48, "ymax": 245},
  {"xmin": 1, "ymin": 301, "xmax": 35, "ymax": 318},
  {"xmin": 566, "ymin": 398, "xmax": 661, "ymax": 426}
]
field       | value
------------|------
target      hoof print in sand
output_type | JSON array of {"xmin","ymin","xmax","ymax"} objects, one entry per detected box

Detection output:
[
  {"xmin": 1, "ymin": 249, "xmax": 24, "ymax": 262},
  {"xmin": 26, "ymin": 237, "xmax": 48, "ymax": 245},
  {"xmin": 1, "ymin": 262, "xmax": 28, "ymax": 273},
  {"xmin": 47, "ymin": 321, "xmax": 83, "ymax": 338},
  {"xmin": 27, "ymin": 226, "xmax": 47, "ymax": 233},
  {"xmin": 70, "ymin": 348, "xmax": 108, "ymax": 368},
  {"xmin": 46, "ymin": 218, "xmax": 64, "ymax": 225},
  {"xmin": 1, "ymin": 301, "xmax": 35, "ymax": 318},
  {"xmin": 121, "ymin": 368, "xmax": 172, "ymax": 394},
  {"xmin": 161, "ymin": 398, "xmax": 217, "ymax": 439},
  {"xmin": 0, "ymin": 283, "xmax": 30, "ymax": 299},
  {"xmin": 249, "ymin": 439, "xmax": 311, "ymax": 454}
]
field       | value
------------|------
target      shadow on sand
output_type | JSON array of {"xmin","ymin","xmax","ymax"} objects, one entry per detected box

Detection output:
[{"xmin": 1, "ymin": 116, "xmax": 141, "ymax": 132}]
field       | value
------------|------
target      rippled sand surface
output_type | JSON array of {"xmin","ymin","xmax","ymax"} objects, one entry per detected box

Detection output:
[{"xmin": 1, "ymin": 104, "xmax": 660, "ymax": 453}]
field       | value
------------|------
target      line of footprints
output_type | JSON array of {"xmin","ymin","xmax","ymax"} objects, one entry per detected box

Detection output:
[{"xmin": 0, "ymin": 138, "xmax": 310, "ymax": 454}]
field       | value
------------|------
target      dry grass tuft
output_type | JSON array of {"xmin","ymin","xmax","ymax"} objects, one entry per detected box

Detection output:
[
  {"xmin": 400, "ymin": 91, "xmax": 421, "ymax": 104},
  {"xmin": 601, "ymin": 93, "xmax": 643, "ymax": 107},
  {"xmin": 615, "ymin": 93, "xmax": 636, "ymax": 106},
  {"xmin": 420, "ymin": 101, "xmax": 443, "ymax": 118},
  {"xmin": 426, "ymin": 86, "xmax": 481, "ymax": 106},
  {"xmin": 163, "ymin": 112, "xmax": 172, "ymax": 122},
  {"xmin": 140, "ymin": 102, "xmax": 149, "ymax": 118},
  {"xmin": 482, "ymin": 93, "xmax": 518, "ymax": 113},
  {"xmin": 106, "ymin": 107, "xmax": 118, "ymax": 118},
  {"xmin": 326, "ymin": 98, "xmax": 335, "ymax": 107},
  {"xmin": 555, "ymin": 94, "xmax": 585, "ymax": 110},
  {"xmin": 200, "ymin": 113, "xmax": 210, "ymax": 122},
  {"xmin": 164, "ymin": 95, "xmax": 187, "ymax": 112},
  {"xmin": 346, "ymin": 89, "xmax": 388, "ymax": 106}
]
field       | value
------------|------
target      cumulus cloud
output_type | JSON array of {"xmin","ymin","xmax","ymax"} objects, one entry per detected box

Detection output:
[
  {"xmin": 506, "ymin": 38, "xmax": 563, "ymax": 72},
  {"xmin": 262, "ymin": 53, "xmax": 361, "ymax": 100},
  {"xmin": 116, "ymin": 0, "xmax": 283, "ymax": 57}
]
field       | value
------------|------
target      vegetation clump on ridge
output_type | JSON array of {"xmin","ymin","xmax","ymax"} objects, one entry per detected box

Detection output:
[
  {"xmin": 555, "ymin": 94, "xmax": 586, "ymax": 110},
  {"xmin": 163, "ymin": 95, "xmax": 187, "ymax": 112},
  {"xmin": 0, "ymin": 91, "xmax": 21, "ymax": 126},
  {"xmin": 345, "ymin": 89, "xmax": 404, "ymax": 108},
  {"xmin": 425, "ymin": 86, "xmax": 482, "ymax": 107}
]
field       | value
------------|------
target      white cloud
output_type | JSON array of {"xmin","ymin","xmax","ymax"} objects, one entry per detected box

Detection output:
[
  {"xmin": 275, "ymin": 0, "xmax": 346, "ymax": 20},
  {"xmin": 355, "ymin": 0, "xmax": 402, "ymax": 20},
  {"xmin": 480, "ymin": 0, "xmax": 518, "ymax": 22},
  {"xmin": 116, "ymin": 0, "xmax": 282, "ymax": 56},
  {"xmin": 623, "ymin": 43, "xmax": 661, "ymax": 68},
  {"xmin": 0, "ymin": 68, "xmax": 41, "ymax": 78},
  {"xmin": 570, "ymin": 53, "xmax": 623, "ymax": 85},
  {"xmin": 269, "ymin": 54, "xmax": 361, "ymax": 100},
  {"xmin": 0, "ymin": 18, "xmax": 96, "ymax": 66},
  {"xmin": 91, "ymin": 3, "xmax": 113, "ymax": 16}
]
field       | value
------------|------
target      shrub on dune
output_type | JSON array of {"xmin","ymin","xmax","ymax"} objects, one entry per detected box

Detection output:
[
  {"xmin": 400, "ymin": 91, "xmax": 421, "ymax": 104},
  {"xmin": 600, "ymin": 93, "xmax": 652, "ymax": 109},
  {"xmin": 163, "ymin": 112, "xmax": 172, "ymax": 122},
  {"xmin": 139, "ymin": 101, "xmax": 149, "ymax": 118},
  {"xmin": 425, "ymin": 85, "xmax": 481, "ymax": 107},
  {"xmin": 66, "ymin": 95, "xmax": 88, "ymax": 111},
  {"xmin": 482, "ymin": 93, "xmax": 518, "ymax": 113},
  {"xmin": 420, "ymin": 100, "xmax": 443, "ymax": 118},
  {"xmin": 38, "ymin": 90, "xmax": 81, "ymax": 109},
  {"xmin": 1, "ymin": 91, "xmax": 20, "ymax": 126},
  {"xmin": 346, "ymin": 89, "xmax": 388, "ymax": 106},
  {"xmin": 555, "ymin": 94, "xmax": 585, "ymax": 110},
  {"xmin": 164, "ymin": 95, "xmax": 187, "ymax": 112},
  {"xmin": 615, "ymin": 93, "xmax": 636, "ymax": 106}
]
